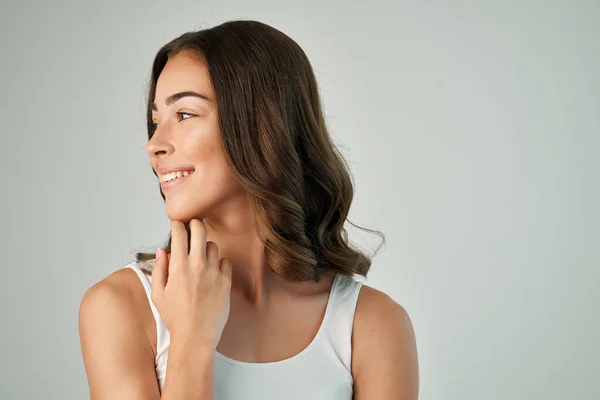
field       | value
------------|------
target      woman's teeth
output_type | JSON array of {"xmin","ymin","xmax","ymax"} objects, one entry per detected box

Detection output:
[{"xmin": 160, "ymin": 170, "xmax": 194, "ymax": 182}]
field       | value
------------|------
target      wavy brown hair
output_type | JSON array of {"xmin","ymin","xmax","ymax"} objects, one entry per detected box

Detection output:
[{"xmin": 135, "ymin": 19, "xmax": 384, "ymax": 282}]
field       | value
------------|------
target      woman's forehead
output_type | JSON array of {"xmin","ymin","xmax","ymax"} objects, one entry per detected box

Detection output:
[{"xmin": 154, "ymin": 53, "xmax": 214, "ymax": 108}]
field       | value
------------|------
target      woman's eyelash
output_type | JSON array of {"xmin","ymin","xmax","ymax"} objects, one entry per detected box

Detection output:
[{"xmin": 151, "ymin": 112, "xmax": 194, "ymax": 129}]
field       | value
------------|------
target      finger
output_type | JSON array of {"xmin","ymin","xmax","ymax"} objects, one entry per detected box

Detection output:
[
  {"xmin": 170, "ymin": 220, "xmax": 188, "ymax": 261},
  {"xmin": 219, "ymin": 258, "xmax": 233, "ymax": 281},
  {"xmin": 151, "ymin": 248, "xmax": 168, "ymax": 305},
  {"xmin": 188, "ymin": 219, "xmax": 207, "ymax": 264},
  {"xmin": 205, "ymin": 241, "xmax": 218, "ymax": 267}
]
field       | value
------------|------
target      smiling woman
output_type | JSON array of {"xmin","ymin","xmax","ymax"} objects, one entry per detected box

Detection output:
[{"xmin": 78, "ymin": 19, "xmax": 419, "ymax": 400}]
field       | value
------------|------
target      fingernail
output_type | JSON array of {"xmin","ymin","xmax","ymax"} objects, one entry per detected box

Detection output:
[{"xmin": 155, "ymin": 248, "xmax": 161, "ymax": 259}]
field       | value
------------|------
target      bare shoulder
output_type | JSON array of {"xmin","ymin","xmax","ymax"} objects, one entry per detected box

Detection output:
[
  {"xmin": 351, "ymin": 284, "xmax": 419, "ymax": 399},
  {"xmin": 79, "ymin": 266, "xmax": 156, "ymax": 354},
  {"xmin": 351, "ymin": 285, "xmax": 415, "ymax": 360},
  {"xmin": 81, "ymin": 267, "xmax": 141, "ymax": 302},
  {"xmin": 79, "ymin": 267, "xmax": 154, "ymax": 336},
  {"xmin": 79, "ymin": 268, "xmax": 138, "ymax": 331},
  {"xmin": 78, "ymin": 267, "xmax": 160, "ymax": 399}
]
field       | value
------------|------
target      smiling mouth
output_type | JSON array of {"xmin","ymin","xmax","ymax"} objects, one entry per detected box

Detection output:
[{"xmin": 160, "ymin": 171, "xmax": 194, "ymax": 190}]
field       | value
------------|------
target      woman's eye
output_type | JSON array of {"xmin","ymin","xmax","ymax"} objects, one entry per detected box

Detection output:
[
  {"xmin": 177, "ymin": 112, "xmax": 194, "ymax": 121},
  {"xmin": 150, "ymin": 112, "xmax": 194, "ymax": 129}
]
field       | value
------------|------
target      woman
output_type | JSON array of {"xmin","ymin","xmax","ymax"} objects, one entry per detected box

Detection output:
[{"xmin": 79, "ymin": 20, "xmax": 419, "ymax": 399}]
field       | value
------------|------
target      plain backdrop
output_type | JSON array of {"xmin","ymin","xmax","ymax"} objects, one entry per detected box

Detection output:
[{"xmin": 1, "ymin": 0, "xmax": 598, "ymax": 399}]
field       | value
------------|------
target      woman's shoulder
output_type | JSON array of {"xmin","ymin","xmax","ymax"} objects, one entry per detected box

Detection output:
[
  {"xmin": 353, "ymin": 283, "xmax": 413, "ymax": 346},
  {"xmin": 81, "ymin": 264, "xmax": 147, "ymax": 307},
  {"xmin": 350, "ymin": 283, "xmax": 418, "ymax": 388},
  {"xmin": 78, "ymin": 264, "xmax": 160, "ymax": 397},
  {"xmin": 78, "ymin": 263, "xmax": 157, "ymax": 351}
]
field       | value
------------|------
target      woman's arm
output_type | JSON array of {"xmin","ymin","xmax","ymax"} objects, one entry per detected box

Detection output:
[
  {"xmin": 79, "ymin": 275, "xmax": 162, "ymax": 399},
  {"xmin": 351, "ymin": 286, "xmax": 420, "ymax": 399},
  {"xmin": 78, "ymin": 270, "xmax": 216, "ymax": 399}
]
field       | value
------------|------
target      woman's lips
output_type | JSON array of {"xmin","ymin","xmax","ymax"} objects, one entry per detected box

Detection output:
[{"xmin": 160, "ymin": 172, "xmax": 193, "ymax": 190}]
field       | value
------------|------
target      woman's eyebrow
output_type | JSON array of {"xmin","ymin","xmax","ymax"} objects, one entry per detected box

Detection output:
[{"xmin": 151, "ymin": 91, "xmax": 212, "ymax": 111}]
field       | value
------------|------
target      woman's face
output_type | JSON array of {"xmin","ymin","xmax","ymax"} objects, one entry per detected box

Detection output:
[{"xmin": 145, "ymin": 50, "xmax": 244, "ymax": 223}]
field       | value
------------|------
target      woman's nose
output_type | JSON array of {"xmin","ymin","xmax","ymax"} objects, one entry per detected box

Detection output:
[{"xmin": 144, "ymin": 130, "xmax": 172, "ymax": 157}]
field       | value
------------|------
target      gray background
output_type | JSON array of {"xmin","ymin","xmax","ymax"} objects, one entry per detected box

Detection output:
[{"xmin": 1, "ymin": 0, "xmax": 598, "ymax": 399}]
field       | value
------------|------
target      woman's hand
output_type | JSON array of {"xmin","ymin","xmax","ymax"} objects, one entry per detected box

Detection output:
[{"xmin": 151, "ymin": 219, "xmax": 233, "ymax": 349}]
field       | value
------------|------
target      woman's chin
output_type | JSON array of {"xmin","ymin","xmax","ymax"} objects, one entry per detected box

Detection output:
[{"xmin": 165, "ymin": 204, "xmax": 204, "ymax": 222}]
